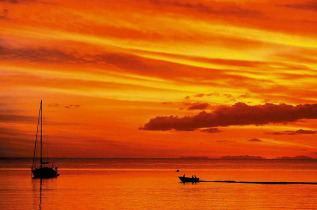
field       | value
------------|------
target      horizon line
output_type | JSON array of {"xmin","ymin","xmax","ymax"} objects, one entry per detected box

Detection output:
[{"xmin": 0, "ymin": 157, "xmax": 316, "ymax": 160}]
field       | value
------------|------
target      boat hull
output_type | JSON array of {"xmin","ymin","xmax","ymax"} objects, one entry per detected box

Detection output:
[
  {"xmin": 32, "ymin": 167, "xmax": 59, "ymax": 178},
  {"xmin": 179, "ymin": 176, "xmax": 199, "ymax": 183}
]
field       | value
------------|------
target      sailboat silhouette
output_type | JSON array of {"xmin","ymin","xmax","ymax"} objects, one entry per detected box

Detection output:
[{"xmin": 31, "ymin": 100, "xmax": 59, "ymax": 178}]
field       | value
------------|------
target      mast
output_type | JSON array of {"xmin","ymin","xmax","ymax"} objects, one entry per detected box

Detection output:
[
  {"xmin": 32, "ymin": 103, "xmax": 41, "ymax": 169},
  {"xmin": 40, "ymin": 100, "xmax": 43, "ymax": 168}
]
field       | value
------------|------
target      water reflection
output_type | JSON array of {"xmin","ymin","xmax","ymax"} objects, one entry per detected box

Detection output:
[
  {"xmin": 181, "ymin": 181, "xmax": 198, "ymax": 185},
  {"xmin": 13, "ymin": 159, "xmax": 316, "ymax": 209},
  {"xmin": 32, "ymin": 178, "xmax": 43, "ymax": 210},
  {"xmin": 32, "ymin": 177, "xmax": 57, "ymax": 210},
  {"xmin": 39, "ymin": 179, "xmax": 42, "ymax": 210}
]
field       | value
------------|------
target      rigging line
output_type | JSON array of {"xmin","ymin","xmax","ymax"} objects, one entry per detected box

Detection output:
[
  {"xmin": 45, "ymin": 139, "xmax": 49, "ymax": 163},
  {"xmin": 40, "ymin": 100, "xmax": 43, "ymax": 167},
  {"xmin": 32, "ymin": 102, "xmax": 41, "ymax": 169}
]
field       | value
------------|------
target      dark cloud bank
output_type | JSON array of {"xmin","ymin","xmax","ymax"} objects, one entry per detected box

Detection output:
[
  {"xmin": 140, "ymin": 102, "xmax": 317, "ymax": 131},
  {"xmin": 187, "ymin": 102, "xmax": 210, "ymax": 110}
]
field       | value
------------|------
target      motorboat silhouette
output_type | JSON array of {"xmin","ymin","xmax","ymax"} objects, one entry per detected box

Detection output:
[{"xmin": 178, "ymin": 175, "xmax": 199, "ymax": 183}]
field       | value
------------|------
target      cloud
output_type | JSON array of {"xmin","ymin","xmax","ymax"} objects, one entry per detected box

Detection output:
[
  {"xmin": 0, "ymin": 113, "xmax": 35, "ymax": 123},
  {"xmin": 223, "ymin": 93, "xmax": 236, "ymax": 102},
  {"xmin": 64, "ymin": 104, "xmax": 80, "ymax": 109},
  {"xmin": 282, "ymin": 1, "xmax": 317, "ymax": 12},
  {"xmin": 223, "ymin": 94, "xmax": 233, "ymax": 99},
  {"xmin": 0, "ymin": 0, "xmax": 37, "ymax": 4},
  {"xmin": 140, "ymin": 102, "xmax": 317, "ymax": 131},
  {"xmin": 0, "ymin": 45, "xmax": 288, "ymax": 95},
  {"xmin": 238, "ymin": 94, "xmax": 249, "ymax": 99},
  {"xmin": 0, "ymin": 126, "xmax": 23, "ymax": 136},
  {"xmin": 216, "ymin": 140, "xmax": 235, "ymax": 143},
  {"xmin": 192, "ymin": 93, "xmax": 218, "ymax": 98},
  {"xmin": 161, "ymin": 102, "xmax": 173, "ymax": 105},
  {"xmin": 0, "ymin": 9, "xmax": 9, "ymax": 19},
  {"xmin": 187, "ymin": 102, "xmax": 210, "ymax": 110},
  {"xmin": 248, "ymin": 138, "xmax": 262, "ymax": 142},
  {"xmin": 266, "ymin": 129, "xmax": 316, "ymax": 135},
  {"xmin": 0, "ymin": 45, "xmax": 83, "ymax": 63},
  {"xmin": 0, "ymin": 0, "xmax": 20, "ymax": 3},
  {"xmin": 0, "ymin": 103, "xmax": 36, "ymax": 124},
  {"xmin": 147, "ymin": 0, "xmax": 262, "ymax": 18},
  {"xmin": 293, "ymin": 129, "xmax": 316, "ymax": 134},
  {"xmin": 0, "ymin": 45, "xmax": 229, "ymax": 83},
  {"xmin": 48, "ymin": 103, "xmax": 59, "ymax": 107},
  {"xmin": 200, "ymin": 127, "xmax": 221, "ymax": 133},
  {"xmin": 194, "ymin": 93, "xmax": 205, "ymax": 98},
  {"xmin": 0, "ymin": 126, "xmax": 33, "ymax": 156},
  {"xmin": 266, "ymin": 131, "xmax": 285, "ymax": 135}
]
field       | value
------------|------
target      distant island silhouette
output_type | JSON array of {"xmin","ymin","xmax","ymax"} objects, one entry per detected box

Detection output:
[
  {"xmin": 220, "ymin": 155, "xmax": 264, "ymax": 160},
  {"xmin": 276, "ymin": 155, "xmax": 313, "ymax": 160},
  {"xmin": 178, "ymin": 156, "xmax": 210, "ymax": 159},
  {"xmin": 178, "ymin": 155, "xmax": 315, "ymax": 160}
]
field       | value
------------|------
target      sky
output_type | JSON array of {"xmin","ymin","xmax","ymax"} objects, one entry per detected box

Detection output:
[{"xmin": 0, "ymin": 0, "xmax": 317, "ymax": 158}]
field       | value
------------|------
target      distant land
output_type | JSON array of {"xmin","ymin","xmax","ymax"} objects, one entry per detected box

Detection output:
[
  {"xmin": 178, "ymin": 156, "xmax": 210, "ymax": 159},
  {"xmin": 219, "ymin": 155, "xmax": 264, "ymax": 160},
  {"xmin": 276, "ymin": 155, "xmax": 313, "ymax": 160},
  {"xmin": 178, "ymin": 155, "xmax": 315, "ymax": 160}
]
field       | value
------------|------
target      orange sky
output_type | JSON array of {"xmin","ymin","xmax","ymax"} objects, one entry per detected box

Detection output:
[{"xmin": 0, "ymin": 0, "xmax": 317, "ymax": 158}]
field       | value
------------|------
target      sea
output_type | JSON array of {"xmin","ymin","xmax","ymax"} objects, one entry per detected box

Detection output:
[{"xmin": 0, "ymin": 158, "xmax": 316, "ymax": 210}]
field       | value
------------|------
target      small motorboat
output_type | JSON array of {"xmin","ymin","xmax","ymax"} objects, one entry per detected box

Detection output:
[{"xmin": 178, "ymin": 175, "xmax": 199, "ymax": 183}]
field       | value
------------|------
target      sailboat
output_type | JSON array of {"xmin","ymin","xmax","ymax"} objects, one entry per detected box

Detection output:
[{"xmin": 31, "ymin": 100, "xmax": 59, "ymax": 178}]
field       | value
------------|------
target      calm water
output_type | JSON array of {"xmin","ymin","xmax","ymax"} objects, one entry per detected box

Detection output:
[{"xmin": 0, "ymin": 158, "xmax": 316, "ymax": 209}]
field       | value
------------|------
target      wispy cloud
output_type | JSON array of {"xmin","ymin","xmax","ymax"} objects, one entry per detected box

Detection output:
[
  {"xmin": 64, "ymin": 104, "xmax": 80, "ymax": 109},
  {"xmin": 216, "ymin": 140, "xmax": 235, "ymax": 143},
  {"xmin": 0, "ymin": 9, "xmax": 9, "ymax": 19},
  {"xmin": 48, "ymin": 103, "xmax": 59, "ymax": 107},
  {"xmin": 1, "ymin": 0, "xmax": 317, "ymax": 158},
  {"xmin": 0, "ymin": 113, "xmax": 35, "ymax": 123},
  {"xmin": 0, "ymin": 0, "xmax": 21, "ymax": 4},
  {"xmin": 200, "ymin": 128, "xmax": 222, "ymax": 133},
  {"xmin": 266, "ymin": 129, "xmax": 316, "ymax": 135},
  {"xmin": 281, "ymin": 1, "xmax": 317, "ymax": 12},
  {"xmin": 147, "ymin": 0, "xmax": 262, "ymax": 18}
]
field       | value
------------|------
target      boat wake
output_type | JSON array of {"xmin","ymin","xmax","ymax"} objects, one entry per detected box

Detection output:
[{"xmin": 199, "ymin": 180, "xmax": 317, "ymax": 185}]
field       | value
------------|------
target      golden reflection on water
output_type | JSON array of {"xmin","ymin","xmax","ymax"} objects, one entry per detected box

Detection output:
[{"xmin": 0, "ymin": 160, "xmax": 316, "ymax": 209}]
